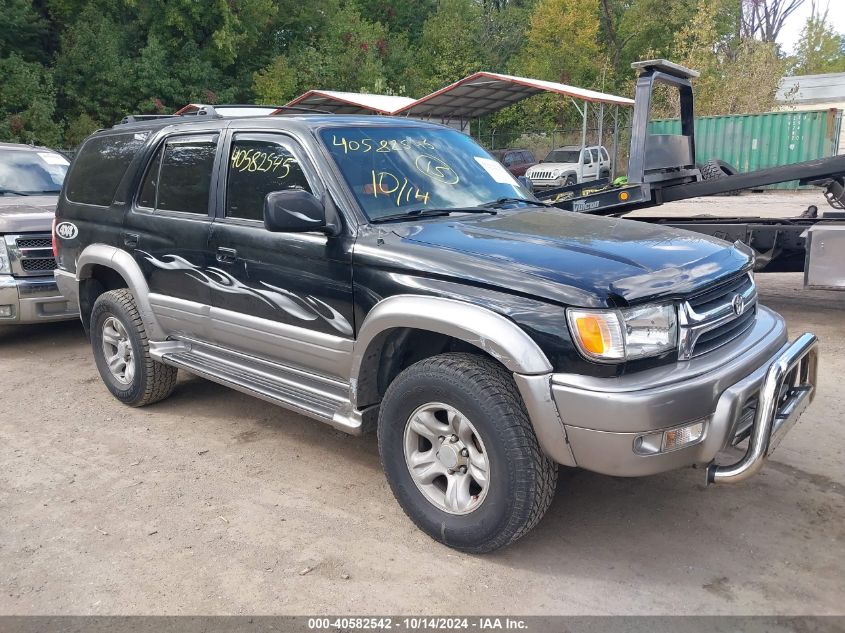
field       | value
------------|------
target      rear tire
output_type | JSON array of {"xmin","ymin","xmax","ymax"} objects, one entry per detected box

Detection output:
[
  {"xmin": 90, "ymin": 289, "xmax": 177, "ymax": 407},
  {"xmin": 377, "ymin": 353, "xmax": 557, "ymax": 553}
]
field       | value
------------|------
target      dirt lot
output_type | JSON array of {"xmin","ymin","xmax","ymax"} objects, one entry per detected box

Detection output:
[{"xmin": 1, "ymin": 197, "xmax": 844, "ymax": 615}]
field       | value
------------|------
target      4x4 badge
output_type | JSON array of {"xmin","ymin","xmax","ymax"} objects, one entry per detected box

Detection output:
[{"xmin": 55, "ymin": 222, "xmax": 78, "ymax": 240}]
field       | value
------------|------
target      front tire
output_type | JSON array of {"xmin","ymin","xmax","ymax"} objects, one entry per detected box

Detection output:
[
  {"xmin": 90, "ymin": 289, "xmax": 177, "ymax": 407},
  {"xmin": 377, "ymin": 353, "xmax": 557, "ymax": 553}
]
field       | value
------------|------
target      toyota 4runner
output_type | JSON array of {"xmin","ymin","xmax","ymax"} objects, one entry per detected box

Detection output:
[{"xmin": 54, "ymin": 114, "xmax": 818, "ymax": 553}]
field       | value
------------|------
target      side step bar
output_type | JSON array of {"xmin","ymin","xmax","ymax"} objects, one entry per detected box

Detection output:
[{"xmin": 153, "ymin": 341, "xmax": 365, "ymax": 435}]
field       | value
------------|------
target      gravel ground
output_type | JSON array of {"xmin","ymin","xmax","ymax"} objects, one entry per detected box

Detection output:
[{"xmin": 1, "ymin": 202, "xmax": 844, "ymax": 615}]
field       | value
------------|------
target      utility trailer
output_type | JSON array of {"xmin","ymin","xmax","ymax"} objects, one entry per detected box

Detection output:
[{"xmin": 537, "ymin": 59, "xmax": 845, "ymax": 290}]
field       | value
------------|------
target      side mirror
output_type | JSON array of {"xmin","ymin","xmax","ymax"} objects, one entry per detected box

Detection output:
[
  {"xmin": 517, "ymin": 175, "xmax": 534, "ymax": 194},
  {"xmin": 264, "ymin": 190, "xmax": 328, "ymax": 234}
]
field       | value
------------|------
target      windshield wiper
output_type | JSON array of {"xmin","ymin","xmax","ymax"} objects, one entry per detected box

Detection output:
[
  {"xmin": 481, "ymin": 196, "xmax": 548, "ymax": 208},
  {"xmin": 0, "ymin": 189, "xmax": 30, "ymax": 196},
  {"xmin": 370, "ymin": 206, "xmax": 498, "ymax": 224}
]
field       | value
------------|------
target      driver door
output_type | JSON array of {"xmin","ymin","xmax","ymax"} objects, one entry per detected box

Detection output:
[{"xmin": 206, "ymin": 131, "xmax": 355, "ymax": 378}]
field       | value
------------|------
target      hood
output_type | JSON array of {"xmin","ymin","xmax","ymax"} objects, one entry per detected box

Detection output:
[
  {"xmin": 375, "ymin": 208, "xmax": 752, "ymax": 306},
  {"xmin": 527, "ymin": 162, "xmax": 576, "ymax": 175},
  {"xmin": 0, "ymin": 195, "xmax": 58, "ymax": 233}
]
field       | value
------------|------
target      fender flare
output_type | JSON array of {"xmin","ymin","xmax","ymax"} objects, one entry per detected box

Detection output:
[
  {"xmin": 350, "ymin": 294, "xmax": 553, "ymax": 407},
  {"xmin": 76, "ymin": 244, "xmax": 165, "ymax": 340}
]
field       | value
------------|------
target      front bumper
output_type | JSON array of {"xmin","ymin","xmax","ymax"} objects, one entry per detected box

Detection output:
[
  {"xmin": 523, "ymin": 306, "xmax": 818, "ymax": 482},
  {"xmin": 0, "ymin": 274, "xmax": 78, "ymax": 324}
]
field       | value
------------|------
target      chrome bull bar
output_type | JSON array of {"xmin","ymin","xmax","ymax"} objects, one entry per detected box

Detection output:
[{"xmin": 707, "ymin": 332, "xmax": 819, "ymax": 485}]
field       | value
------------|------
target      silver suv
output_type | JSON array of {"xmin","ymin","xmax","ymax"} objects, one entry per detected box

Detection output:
[{"xmin": 526, "ymin": 144, "xmax": 612, "ymax": 188}]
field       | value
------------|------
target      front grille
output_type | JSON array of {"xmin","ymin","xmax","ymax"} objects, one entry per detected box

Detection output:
[
  {"xmin": 9, "ymin": 233, "xmax": 57, "ymax": 277},
  {"xmin": 679, "ymin": 273, "xmax": 757, "ymax": 359},
  {"xmin": 15, "ymin": 237, "xmax": 52, "ymax": 249},
  {"xmin": 21, "ymin": 258, "xmax": 58, "ymax": 272},
  {"xmin": 531, "ymin": 170, "xmax": 556, "ymax": 180}
]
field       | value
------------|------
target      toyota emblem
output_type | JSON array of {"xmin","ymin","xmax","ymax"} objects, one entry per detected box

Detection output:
[{"xmin": 732, "ymin": 294, "xmax": 745, "ymax": 316}]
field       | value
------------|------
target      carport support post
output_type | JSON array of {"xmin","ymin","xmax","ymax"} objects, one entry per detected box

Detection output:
[
  {"xmin": 580, "ymin": 100, "xmax": 588, "ymax": 181},
  {"xmin": 611, "ymin": 105, "xmax": 619, "ymax": 180},
  {"xmin": 597, "ymin": 102, "xmax": 604, "ymax": 153}
]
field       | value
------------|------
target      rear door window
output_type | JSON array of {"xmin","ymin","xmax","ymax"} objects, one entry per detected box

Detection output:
[
  {"xmin": 590, "ymin": 149, "xmax": 599, "ymax": 162},
  {"xmin": 601, "ymin": 148, "xmax": 610, "ymax": 161},
  {"xmin": 66, "ymin": 132, "xmax": 148, "ymax": 206},
  {"xmin": 224, "ymin": 134, "xmax": 312, "ymax": 222},
  {"xmin": 137, "ymin": 134, "xmax": 218, "ymax": 215}
]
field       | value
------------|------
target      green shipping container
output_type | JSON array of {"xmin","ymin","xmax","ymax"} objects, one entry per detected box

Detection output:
[{"xmin": 648, "ymin": 109, "xmax": 842, "ymax": 189}]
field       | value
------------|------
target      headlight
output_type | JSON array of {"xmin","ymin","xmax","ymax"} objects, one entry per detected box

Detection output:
[
  {"xmin": 567, "ymin": 304, "xmax": 677, "ymax": 363},
  {"xmin": 0, "ymin": 239, "xmax": 10, "ymax": 274},
  {"xmin": 552, "ymin": 170, "xmax": 561, "ymax": 178}
]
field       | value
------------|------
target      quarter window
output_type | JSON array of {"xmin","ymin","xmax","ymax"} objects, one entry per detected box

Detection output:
[
  {"xmin": 225, "ymin": 135, "xmax": 312, "ymax": 221},
  {"xmin": 66, "ymin": 132, "xmax": 148, "ymax": 206},
  {"xmin": 137, "ymin": 135, "xmax": 218, "ymax": 214}
]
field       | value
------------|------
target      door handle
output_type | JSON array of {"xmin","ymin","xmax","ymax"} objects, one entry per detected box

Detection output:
[
  {"xmin": 216, "ymin": 247, "xmax": 238, "ymax": 263},
  {"xmin": 123, "ymin": 233, "xmax": 139, "ymax": 248}
]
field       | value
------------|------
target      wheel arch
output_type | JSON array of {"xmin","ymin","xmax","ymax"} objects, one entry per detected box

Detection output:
[
  {"xmin": 76, "ymin": 244, "xmax": 165, "ymax": 339},
  {"xmin": 350, "ymin": 295, "xmax": 553, "ymax": 409}
]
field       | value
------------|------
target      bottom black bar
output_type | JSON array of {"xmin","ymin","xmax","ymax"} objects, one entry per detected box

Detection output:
[{"xmin": 0, "ymin": 616, "xmax": 842, "ymax": 633}]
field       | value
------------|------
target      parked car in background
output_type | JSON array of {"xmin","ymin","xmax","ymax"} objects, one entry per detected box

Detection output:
[
  {"xmin": 0, "ymin": 143, "xmax": 78, "ymax": 324},
  {"xmin": 526, "ymin": 145, "xmax": 611, "ymax": 188},
  {"xmin": 490, "ymin": 148, "xmax": 536, "ymax": 176}
]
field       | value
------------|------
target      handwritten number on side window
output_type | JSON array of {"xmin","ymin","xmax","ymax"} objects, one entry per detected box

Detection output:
[{"xmin": 231, "ymin": 148, "xmax": 296, "ymax": 177}]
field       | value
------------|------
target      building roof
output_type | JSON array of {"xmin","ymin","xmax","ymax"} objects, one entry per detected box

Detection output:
[
  {"xmin": 777, "ymin": 72, "xmax": 845, "ymax": 105},
  {"xmin": 394, "ymin": 71, "xmax": 634, "ymax": 119},
  {"xmin": 281, "ymin": 90, "xmax": 416, "ymax": 115}
]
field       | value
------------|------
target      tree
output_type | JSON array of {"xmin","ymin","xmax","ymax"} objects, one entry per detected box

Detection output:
[
  {"xmin": 741, "ymin": 0, "xmax": 805, "ymax": 42},
  {"xmin": 0, "ymin": 0, "xmax": 51, "ymax": 63},
  {"xmin": 252, "ymin": 56, "xmax": 300, "ymax": 104},
  {"xmin": 0, "ymin": 54, "xmax": 63, "ymax": 146},
  {"xmin": 665, "ymin": 0, "xmax": 788, "ymax": 116},
  {"xmin": 410, "ymin": 0, "xmax": 486, "ymax": 94},
  {"xmin": 516, "ymin": 0, "xmax": 602, "ymax": 87},
  {"xmin": 791, "ymin": 1, "xmax": 845, "ymax": 75}
]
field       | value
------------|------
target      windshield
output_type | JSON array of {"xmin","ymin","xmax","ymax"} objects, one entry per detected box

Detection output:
[
  {"xmin": 0, "ymin": 150, "xmax": 69, "ymax": 194},
  {"xmin": 319, "ymin": 126, "xmax": 529, "ymax": 220},
  {"xmin": 544, "ymin": 149, "xmax": 580, "ymax": 163}
]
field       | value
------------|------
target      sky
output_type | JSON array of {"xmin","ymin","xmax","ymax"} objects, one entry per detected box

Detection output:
[{"xmin": 777, "ymin": 0, "xmax": 845, "ymax": 54}]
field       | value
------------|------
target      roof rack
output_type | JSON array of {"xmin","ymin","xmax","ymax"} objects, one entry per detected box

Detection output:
[
  {"xmin": 116, "ymin": 102, "xmax": 331, "ymax": 127},
  {"xmin": 119, "ymin": 114, "xmax": 180, "ymax": 124}
]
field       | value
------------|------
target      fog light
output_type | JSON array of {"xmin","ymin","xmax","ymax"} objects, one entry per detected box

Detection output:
[
  {"xmin": 634, "ymin": 420, "xmax": 706, "ymax": 455},
  {"xmin": 662, "ymin": 421, "xmax": 705, "ymax": 452},
  {"xmin": 0, "ymin": 304, "xmax": 14, "ymax": 318}
]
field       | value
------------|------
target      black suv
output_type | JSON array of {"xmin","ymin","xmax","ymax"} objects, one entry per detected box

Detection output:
[{"xmin": 54, "ymin": 113, "xmax": 818, "ymax": 552}]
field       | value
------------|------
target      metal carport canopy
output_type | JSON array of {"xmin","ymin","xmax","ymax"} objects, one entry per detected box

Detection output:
[
  {"xmin": 393, "ymin": 71, "xmax": 634, "ymax": 119},
  {"xmin": 280, "ymin": 90, "xmax": 416, "ymax": 115}
]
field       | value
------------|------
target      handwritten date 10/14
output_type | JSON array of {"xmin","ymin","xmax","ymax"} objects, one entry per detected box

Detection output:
[{"xmin": 368, "ymin": 170, "xmax": 431, "ymax": 206}]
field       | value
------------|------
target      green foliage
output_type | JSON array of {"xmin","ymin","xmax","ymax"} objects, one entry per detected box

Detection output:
[
  {"xmin": 791, "ymin": 14, "xmax": 845, "ymax": 75},
  {"xmin": 0, "ymin": 0, "xmax": 820, "ymax": 149},
  {"xmin": 663, "ymin": 0, "xmax": 788, "ymax": 117},
  {"xmin": 0, "ymin": 0, "xmax": 51, "ymax": 63},
  {"xmin": 0, "ymin": 54, "xmax": 63, "ymax": 146},
  {"xmin": 252, "ymin": 56, "xmax": 299, "ymax": 104}
]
